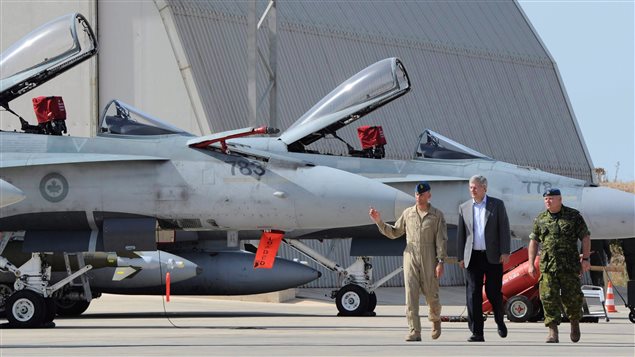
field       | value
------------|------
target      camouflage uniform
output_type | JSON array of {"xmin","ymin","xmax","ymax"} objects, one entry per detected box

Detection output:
[
  {"xmin": 376, "ymin": 204, "xmax": 448, "ymax": 333},
  {"xmin": 530, "ymin": 205, "xmax": 590, "ymax": 326}
]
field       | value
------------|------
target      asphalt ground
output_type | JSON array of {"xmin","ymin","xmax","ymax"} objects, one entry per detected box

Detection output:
[{"xmin": 0, "ymin": 286, "xmax": 633, "ymax": 357}]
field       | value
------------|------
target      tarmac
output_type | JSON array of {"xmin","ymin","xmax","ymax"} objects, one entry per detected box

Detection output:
[{"xmin": 0, "ymin": 286, "xmax": 633, "ymax": 357}]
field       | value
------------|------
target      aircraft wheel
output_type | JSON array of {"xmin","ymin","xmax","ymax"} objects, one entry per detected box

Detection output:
[
  {"xmin": 367, "ymin": 292, "xmax": 377, "ymax": 313},
  {"xmin": 55, "ymin": 299, "xmax": 90, "ymax": 317},
  {"xmin": 6, "ymin": 290, "xmax": 46, "ymax": 328},
  {"xmin": 528, "ymin": 303, "xmax": 544, "ymax": 322},
  {"xmin": 335, "ymin": 284, "xmax": 369, "ymax": 316},
  {"xmin": 505, "ymin": 295, "xmax": 533, "ymax": 323},
  {"xmin": 0, "ymin": 283, "xmax": 14, "ymax": 315},
  {"xmin": 43, "ymin": 298, "xmax": 57, "ymax": 323}
]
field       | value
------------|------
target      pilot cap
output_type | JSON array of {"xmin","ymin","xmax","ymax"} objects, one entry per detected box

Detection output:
[
  {"xmin": 543, "ymin": 188, "xmax": 561, "ymax": 197},
  {"xmin": 415, "ymin": 181, "xmax": 431, "ymax": 194}
]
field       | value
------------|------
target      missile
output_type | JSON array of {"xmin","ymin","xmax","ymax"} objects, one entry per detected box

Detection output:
[
  {"xmin": 87, "ymin": 250, "xmax": 320, "ymax": 295},
  {"xmin": 0, "ymin": 240, "xmax": 200, "ymax": 284}
]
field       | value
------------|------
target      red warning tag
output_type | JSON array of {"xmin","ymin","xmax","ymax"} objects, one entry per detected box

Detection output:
[{"xmin": 253, "ymin": 230, "xmax": 284, "ymax": 269}]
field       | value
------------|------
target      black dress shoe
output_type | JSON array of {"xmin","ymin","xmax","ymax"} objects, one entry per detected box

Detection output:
[
  {"xmin": 498, "ymin": 323, "xmax": 508, "ymax": 338},
  {"xmin": 467, "ymin": 334, "xmax": 485, "ymax": 342}
]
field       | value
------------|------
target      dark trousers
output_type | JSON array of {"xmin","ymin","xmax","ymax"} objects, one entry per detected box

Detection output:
[{"xmin": 465, "ymin": 250, "xmax": 504, "ymax": 335}]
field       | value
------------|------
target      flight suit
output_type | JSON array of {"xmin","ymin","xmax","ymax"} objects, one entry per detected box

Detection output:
[
  {"xmin": 530, "ymin": 205, "xmax": 590, "ymax": 326},
  {"xmin": 376, "ymin": 204, "xmax": 448, "ymax": 333}
]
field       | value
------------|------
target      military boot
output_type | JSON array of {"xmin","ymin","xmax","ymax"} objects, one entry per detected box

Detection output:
[
  {"xmin": 570, "ymin": 320, "xmax": 580, "ymax": 343},
  {"xmin": 545, "ymin": 322, "xmax": 559, "ymax": 343},
  {"xmin": 405, "ymin": 330, "xmax": 421, "ymax": 342},
  {"xmin": 431, "ymin": 321, "xmax": 441, "ymax": 340}
]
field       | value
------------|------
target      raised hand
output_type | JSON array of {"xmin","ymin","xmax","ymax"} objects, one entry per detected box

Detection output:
[{"xmin": 369, "ymin": 207, "xmax": 381, "ymax": 223}]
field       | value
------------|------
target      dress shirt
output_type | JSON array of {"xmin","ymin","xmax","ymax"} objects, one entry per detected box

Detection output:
[{"xmin": 472, "ymin": 195, "xmax": 487, "ymax": 250}]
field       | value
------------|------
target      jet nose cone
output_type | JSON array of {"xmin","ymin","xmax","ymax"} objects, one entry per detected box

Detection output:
[
  {"xmin": 580, "ymin": 187, "xmax": 635, "ymax": 239},
  {"xmin": 0, "ymin": 179, "xmax": 26, "ymax": 208}
]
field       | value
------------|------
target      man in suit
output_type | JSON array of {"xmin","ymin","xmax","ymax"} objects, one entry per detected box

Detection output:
[{"xmin": 457, "ymin": 175, "xmax": 510, "ymax": 342}]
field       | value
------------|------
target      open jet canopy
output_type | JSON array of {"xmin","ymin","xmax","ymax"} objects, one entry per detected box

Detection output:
[
  {"xmin": 0, "ymin": 13, "xmax": 97, "ymax": 106},
  {"xmin": 414, "ymin": 129, "xmax": 491, "ymax": 160},
  {"xmin": 238, "ymin": 58, "xmax": 491, "ymax": 162},
  {"xmin": 99, "ymin": 100, "xmax": 192, "ymax": 137},
  {"xmin": 279, "ymin": 57, "xmax": 410, "ymax": 151}
]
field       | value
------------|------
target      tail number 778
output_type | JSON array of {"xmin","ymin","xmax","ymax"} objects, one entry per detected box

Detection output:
[{"xmin": 522, "ymin": 181, "xmax": 552, "ymax": 194}]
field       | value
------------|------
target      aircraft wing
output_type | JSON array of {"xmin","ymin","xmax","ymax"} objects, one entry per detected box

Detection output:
[{"xmin": 0, "ymin": 153, "xmax": 168, "ymax": 169}]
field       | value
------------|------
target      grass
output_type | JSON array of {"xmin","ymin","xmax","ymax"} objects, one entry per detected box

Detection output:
[{"xmin": 601, "ymin": 181, "xmax": 635, "ymax": 194}]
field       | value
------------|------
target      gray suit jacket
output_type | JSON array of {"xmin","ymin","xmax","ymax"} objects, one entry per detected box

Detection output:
[{"xmin": 457, "ymin": 195, "xmax": 511, "ymax": 268}]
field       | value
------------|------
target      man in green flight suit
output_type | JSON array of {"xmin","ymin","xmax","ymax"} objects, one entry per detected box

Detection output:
[{"xmin": 528, "ymin": 188, "xmax": 591, "ymax": 343}]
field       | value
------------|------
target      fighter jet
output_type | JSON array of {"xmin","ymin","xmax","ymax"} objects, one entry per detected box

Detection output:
[
  {"xmin": 225, "ymin": 57, "xmax": 635, "ymax": 315},
  {"xmin": 0, "ymin": 13, "xmax": 411, "ymax": 327}
]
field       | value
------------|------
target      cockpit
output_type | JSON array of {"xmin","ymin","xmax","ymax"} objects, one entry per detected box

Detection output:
[
  {"xmin": 0, "ymin": 13, "xmax": 97, "ymax": 135},
  {"xmin": 269, "ymin": 57, "xmax": 490, "ymax": 162},
  {"xmin": 98, "ymin": 100, "xmax": 191, "ymax": 137},
  {"xmin": 279, "ymin": 58, "xmax": 410, "ymax": 153},
  {"xmin": 414, "ymin": 129, "xmax": 491, "ymax": 160},
  {"xmin": 0, "ymin": 13, "xmax": 97, "ymax": 107}
]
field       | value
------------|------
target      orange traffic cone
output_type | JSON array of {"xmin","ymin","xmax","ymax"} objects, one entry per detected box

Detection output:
[{"xmin": 606, "ymin": 281, "xmax": 618, "ymax": 313}]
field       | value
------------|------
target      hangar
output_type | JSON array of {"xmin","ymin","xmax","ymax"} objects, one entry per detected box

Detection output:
[{"xmin": 0, "ymin": 1, "xmax": 594, "ymax": 287}]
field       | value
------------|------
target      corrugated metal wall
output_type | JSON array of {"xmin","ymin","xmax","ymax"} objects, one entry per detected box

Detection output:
[{"xmin": 162, "ymin": 0, "xmax": 592, "ymax": 181}]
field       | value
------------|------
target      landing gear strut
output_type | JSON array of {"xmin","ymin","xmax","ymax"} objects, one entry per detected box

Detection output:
[
  {"xmin": 283, "ymin": 239, "xmax": 402, "ymax": 316},
  {"xmin": 0, "ymin": 252, "xmax": 92, "ymax": 328}
]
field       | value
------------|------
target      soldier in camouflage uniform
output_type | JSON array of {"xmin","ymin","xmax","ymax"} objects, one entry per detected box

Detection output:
[
  {"xmin": 528, "ymin": 188, "xmax": 591, "ymax": 343},
  {"xmin": 370, "ymin": 181, "xmax": 448, "ymax": 342}
]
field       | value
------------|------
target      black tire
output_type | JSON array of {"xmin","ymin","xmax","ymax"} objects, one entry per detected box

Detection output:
[
  {"xmin": 335, "ymin": 284, "xmax": 369, "ymax": 316},
  {"xmin": 43, "ymin": 298, "xmax": 57, "ymax": 323},
  {"xmin": 0, "ymin": 283, "xmax": 14, "ymax": 316},
  {"xmin": 505, "ymin": 295, "xmax": 534, "ymax": 323},
  {"xmin": 629, "ymin": 310, "xmax": 635, "ymax": 324},
  {"xmin": 367, "ymin": 292, "xmax": 377, "ymax": 312},
  {"xmin": 528, "ymin": 303, "xmax": 544, "ymax": 322},
  {"xmin": 55, "ymin": 299, "xmax": 90, "ymax": 317},
  {"xmin": 6, "ymin": 290, "xmax": 46, "ymax": 328}
]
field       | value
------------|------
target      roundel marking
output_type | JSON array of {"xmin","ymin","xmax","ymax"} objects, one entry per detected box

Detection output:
[{"xmin": 39, "ymin": 173, "xmax": 69, "ymax": 202}]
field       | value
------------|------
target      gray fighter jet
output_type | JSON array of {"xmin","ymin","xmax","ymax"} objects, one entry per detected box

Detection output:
[
  {"xmin": 225, "ymin": 57, "xmax": 635, "ymax": 315},
  {"xmin": 0, "ymin": 14, "xmax": 411, "ymax": 327}
]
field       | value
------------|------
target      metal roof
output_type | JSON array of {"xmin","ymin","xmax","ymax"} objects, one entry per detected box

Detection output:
[{"xmin": 161, "ymin": 0, "xmax": 592, "ymax": 181}]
